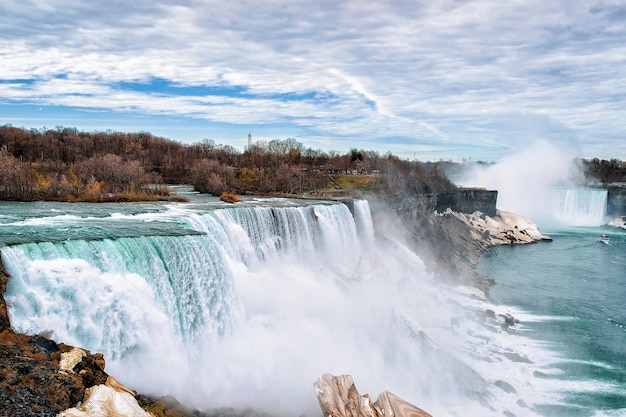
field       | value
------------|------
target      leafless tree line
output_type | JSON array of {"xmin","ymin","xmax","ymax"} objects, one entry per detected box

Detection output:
[{"xmin": 0, "ymin": 125, "xmax": 456, "ymax": 201}]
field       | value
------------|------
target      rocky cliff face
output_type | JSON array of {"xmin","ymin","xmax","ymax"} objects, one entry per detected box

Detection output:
[
  {"xmin": 0, "ymin": 329, "xmax": 109, "ymax": 416},
  {"xmin": 382, "ymin": 188, "xmax": 498, "ymax": 219},
  {"xmin": 365, "ymin": 191, "xmax": 549, "ymax": 295},
  {"xmin": 0, "ymin": 253, "xmax": 11, "ymax": 332},
  {"xmin": 314, "ymin": 374, "xmax": 433, "ymax": 417},
  {"xmin": 435, "ymin": 188, "xmax": 498, "ymax": 217},
  {"xmin": 607, "ymin": 183, "xmax": 626, "ymax": 216}
]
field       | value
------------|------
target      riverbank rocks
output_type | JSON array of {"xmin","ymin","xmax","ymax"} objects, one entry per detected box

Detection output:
[
  {"xmin": 448, "ymin": 209, "xmax": 552, "ymax": 246},
  {"xmin": 58, "ymin": 376, "xmax": 152, "ymax": 417},
  {"xmin": 314, "ymin": 373, "xmax": 433, "ymax": 417},
  {"xmin": 0, "ymin": 330, "xmax": 108, "ymax": 416},
  {"xmin": 366, "ymin": 192, "xmax": 552, "ymax": 293}
]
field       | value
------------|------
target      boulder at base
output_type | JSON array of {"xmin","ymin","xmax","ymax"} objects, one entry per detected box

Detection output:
[
  {"xmin": 58, "ymin": 376, "xmax": 152, "ymax": 417},
  {"xmin": 313, "ymin": 374, "xmax": 432, "ymax": 417}
]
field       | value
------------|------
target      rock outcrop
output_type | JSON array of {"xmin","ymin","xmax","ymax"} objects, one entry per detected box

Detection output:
[
  {"xmin": 0, "ymin": 251, "xmax": 11, "ymax": 332},
  {"xmin": 607, "ymin": 183, "xmax": 626, "ymax": 217},
  {"xmin": 446, "ymin": 209, "xmax": 552, "ymax": 247},
  {"xmin": 422, "ymin": 209, "xmax": 550, "ymax": 293},
  {"xmin": 314, "ymin": 373, "xmax": 432, "ymax": 417},
  {"xmin": 376, "ymin": 188, "xmax": 498, "ymax": 220},
  {"xmin": 435, "ymin": 188, "xmax": 498, "ymax": 217},
  {"xmin": 59, "ymin": 376, "xmax": 153, "ymax": 417},
  {"xmin": 0, "ymin": 331, "xmax": 109, "ymax": 417}
]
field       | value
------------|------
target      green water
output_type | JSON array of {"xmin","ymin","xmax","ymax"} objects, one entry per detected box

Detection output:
[{"xmin": 478, "ymin": 227, "xmax": 626, "ymax": 416}]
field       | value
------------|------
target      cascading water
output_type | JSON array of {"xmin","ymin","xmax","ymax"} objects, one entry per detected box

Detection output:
[
  {"xmin": 0, "ymin": 198, "xmax": 571, "ymax": 416},
  {"xmin": 545, "ymin": 187, "xmax": 608, "ymax": 227}
]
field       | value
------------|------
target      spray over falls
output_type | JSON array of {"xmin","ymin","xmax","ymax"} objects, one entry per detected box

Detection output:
[{"xmin": 459, "ymin": 141, "xmax": 612, "ymax": 228}]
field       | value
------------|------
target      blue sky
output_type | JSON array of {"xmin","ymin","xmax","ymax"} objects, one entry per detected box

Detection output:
[{"xmin": 1, "ymin": 0, "xmax": 625, "ymax": 161}]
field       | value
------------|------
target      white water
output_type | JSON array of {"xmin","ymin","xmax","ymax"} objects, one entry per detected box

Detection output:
[
  {"xmin": 545, "ymin": 187, "xmax": 608, "ymax": 227},
  {"xmin": 1, "ymin": 199, "xmax": 567, "ymax": 416},
  {"xmin": 459, "ymin": 140, "xmax": 608, "ymax": 228}
]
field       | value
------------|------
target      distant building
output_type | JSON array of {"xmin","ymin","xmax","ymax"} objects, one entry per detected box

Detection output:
[{"xmin": 248, "ymin": 133, "xmax": 252, "ymax": 148}]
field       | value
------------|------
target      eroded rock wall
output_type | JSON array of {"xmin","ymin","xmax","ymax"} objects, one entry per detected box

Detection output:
[
  {"xmin": 435, "ymin": 188, "xmax": 498, "ymax": 217},
  {"xmin": 0, "ymin": 252, "xmax": 11, "ymax": 332},
  {"xmin": 365, "ymin": 191, "xmax": 548, "ymax": 294},
  {"xmin": 314, "ymin": 373, "xmax": 433, "ymax": 417},
  {"xmin": 0, "ymin": 331, "xmax": 109, "ymax": 417},
  {"xmin": 607, "ymin": 183, "xmax": 626, "ymax": 216}
]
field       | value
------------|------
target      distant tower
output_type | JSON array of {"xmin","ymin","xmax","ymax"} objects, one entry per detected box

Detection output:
[{"xmin": 248, "ymin": 133, "xmax": 252, "ymax": 148}]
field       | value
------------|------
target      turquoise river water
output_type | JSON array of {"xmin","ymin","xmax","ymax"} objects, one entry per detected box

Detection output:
[{"xmin": 479, "ymin": 225, "xmax": 626, "ymax": 416}]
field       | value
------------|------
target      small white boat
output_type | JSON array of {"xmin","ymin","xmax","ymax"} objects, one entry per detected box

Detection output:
[{"xmin": 599, "ymin": 234, "xmax": 610, "ymax": 244}]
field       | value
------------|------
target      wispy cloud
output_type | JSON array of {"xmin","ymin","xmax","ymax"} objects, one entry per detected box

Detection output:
[{"xmin": 0, "ymin": 0, "xmax": 625, "ymax": 160}]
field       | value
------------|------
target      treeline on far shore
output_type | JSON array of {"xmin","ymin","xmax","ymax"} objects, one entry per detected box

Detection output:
[
  {"xmin": 580, "ymin": 158, "xmax": 626, "ymax": 184},
  {"xmin": 0, "ymin": 125, "xmax": 456, "ymax": 202},
  {"xmin": 2, "ymin": 125, "xmax": 622, "ymax": 203}
]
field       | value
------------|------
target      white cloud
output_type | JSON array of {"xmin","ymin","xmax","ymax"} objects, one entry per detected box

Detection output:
[{"xmin": 0, "ymin": 0, "xmax": 625, "ymax": 160}]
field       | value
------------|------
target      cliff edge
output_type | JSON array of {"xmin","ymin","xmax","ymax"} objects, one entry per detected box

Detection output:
[
  {"xmin": 365, "ymin": 191, "xmax": 550, "ymax": 295},
  {"xmin": 0, "ymin": 253, "xmax": 11, "ymax": 332}
]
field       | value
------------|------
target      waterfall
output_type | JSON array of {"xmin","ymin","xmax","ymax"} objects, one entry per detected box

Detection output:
[
  {"xmin": 2, "ymin": 201, "xmax": 382, "ymax": 412},
  {"xmin": 0, "ymin": 199, "xmax": 552, "ymax": 417},
  {"xmin": 352, "ymin": 199, "xmax": 376, "ymax": 243},
  {"xmin": 3, "ymin": 202, "xmax": 362, "ymax": 345},
  {"xmin": 545, "ymin": 188, "xmax": 608, "ymax": 227},
  {"xmin": 2, "ymin": 234, "xmax": 237, "ymax": 352}
]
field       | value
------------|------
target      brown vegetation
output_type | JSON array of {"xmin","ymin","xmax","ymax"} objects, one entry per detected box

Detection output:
[
  {"xmin": 580, "ymin": 158, "xmax": 626, "ymax": 184},
  {"xmin": 219, "ymin": 192, "xmax": 240, "ymax": 203},
  {"xmin": 330, "ymin": 175, "xmax": 377, "ymax": 191},
  {"xmin": 0, "ymin": 125, "xmax": 456, "ymax": 202}
]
